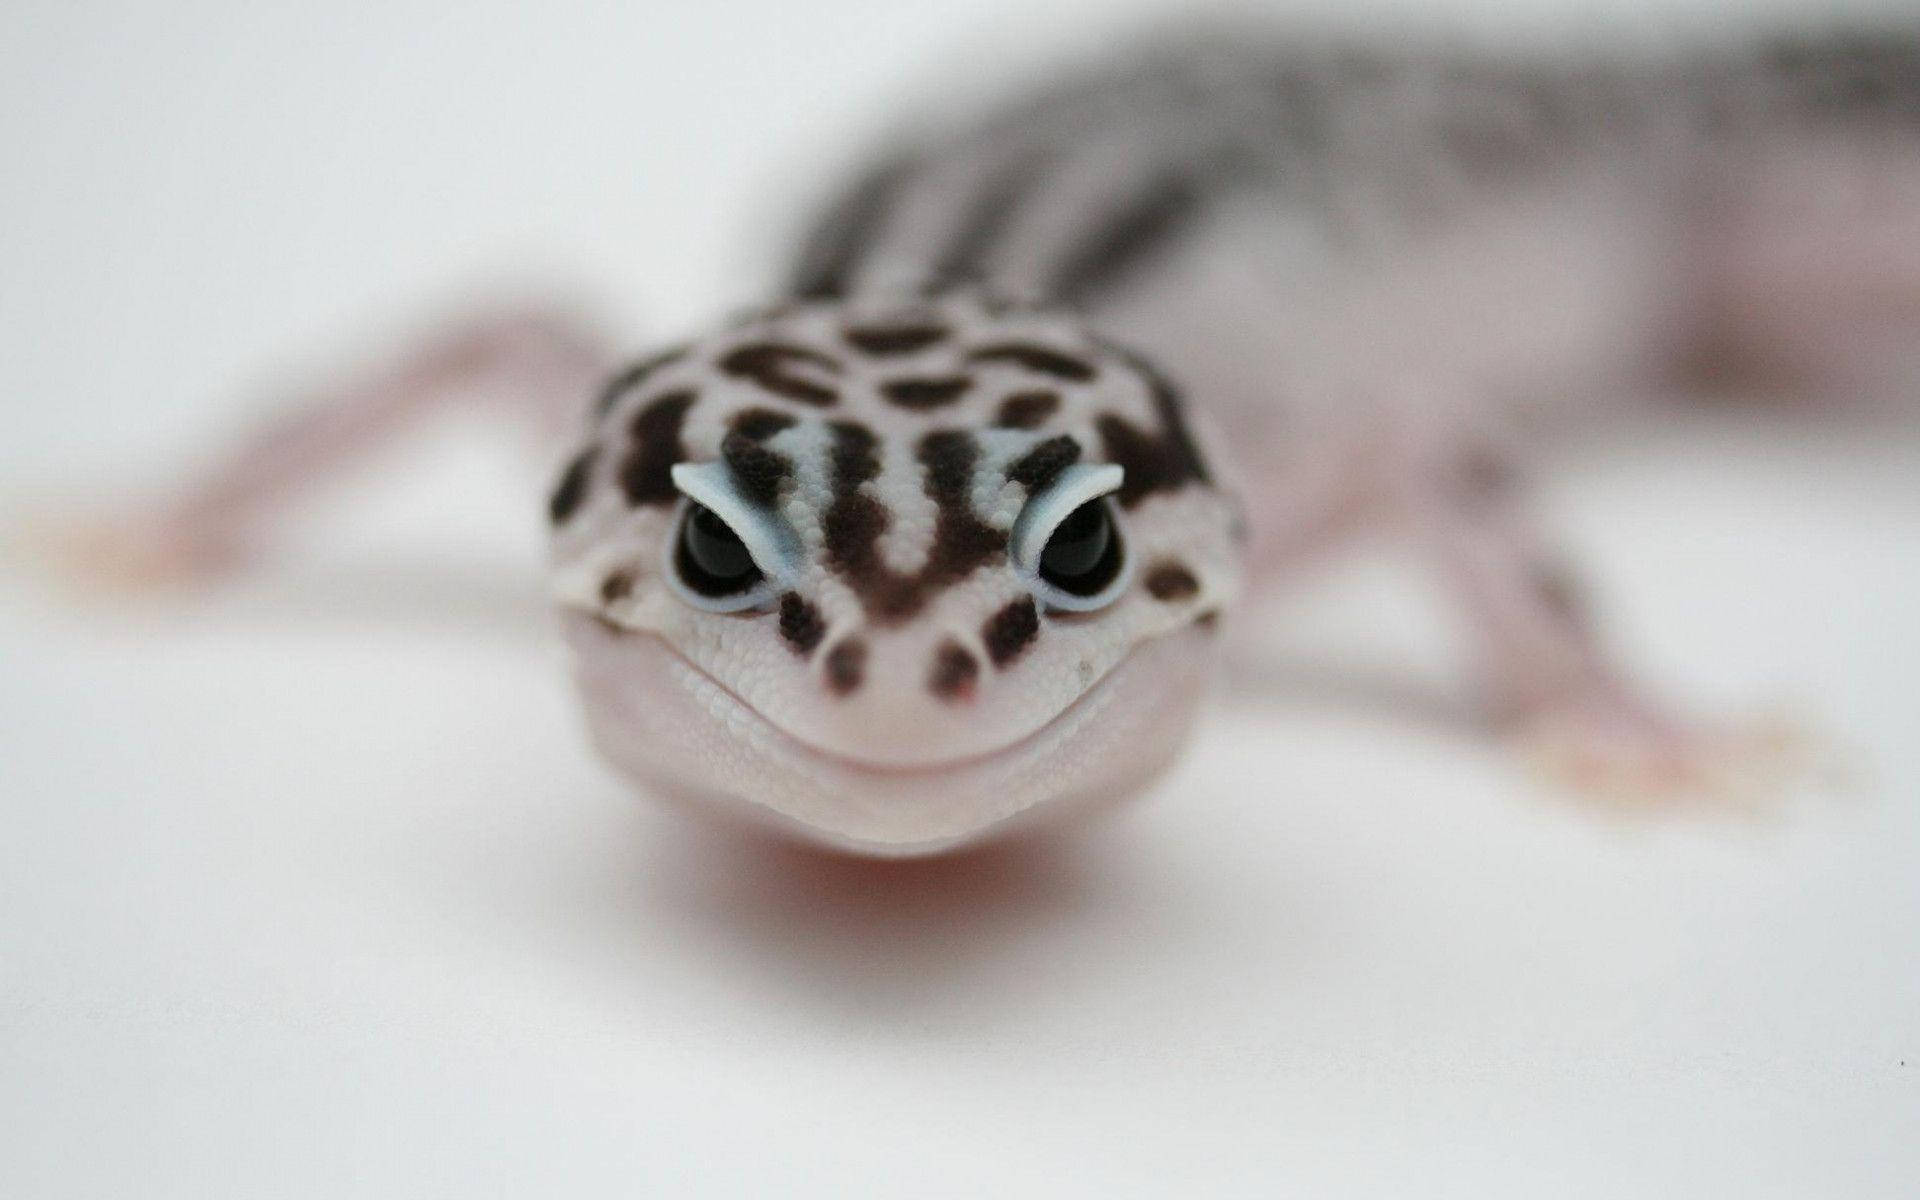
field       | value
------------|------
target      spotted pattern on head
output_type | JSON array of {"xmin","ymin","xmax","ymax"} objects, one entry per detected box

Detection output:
[
  {"xmin": 545, "ymin": 291, "xmax": 1240, "ymax": 739},
  {"xmin": 819, "ymin": 426, "xmax": 1008, "ymax": 624},
  {"xmin": 720, "ymin": 343, "xmax": 842, "ymax": 406}
]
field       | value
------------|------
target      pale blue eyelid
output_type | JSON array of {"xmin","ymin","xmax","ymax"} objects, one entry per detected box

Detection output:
[
  {"xmin": 668, "ymin": 461, "xmax": 803, "ymax": 585},
  {"xmin": 1009, "ymin": 463, "xmax": 1125, "ymax": 573}
]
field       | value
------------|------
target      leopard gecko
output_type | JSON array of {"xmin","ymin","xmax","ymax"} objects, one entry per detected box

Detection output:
[{"xmin": 80, "ymin": 27, "xmax": 1920, "ymax": 854}]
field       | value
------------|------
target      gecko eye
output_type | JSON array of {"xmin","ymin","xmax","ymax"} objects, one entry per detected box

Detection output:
[
  {"xmin": 1038, "ymin": 499, "xmax": 1121, "ymax": 595},
  {"xmin": 666, "ymin": 499, "xmax": 779, "ymax": 612},
  {"xmin": 679, "ymin": 503, "xmax": 762, "ymax": 591},
  {"xmin": 665, "ymin": 461, "xmax": 798, "ymax": 613},
  {"xmin": 1010, "ymin": 462, "xmax": 1132, "ymax": 612}
]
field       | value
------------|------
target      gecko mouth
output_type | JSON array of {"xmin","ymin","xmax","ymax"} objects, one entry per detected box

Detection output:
[{"xmin": 559, "ymin": 611, "xmax": 1216, "ymax": 854}]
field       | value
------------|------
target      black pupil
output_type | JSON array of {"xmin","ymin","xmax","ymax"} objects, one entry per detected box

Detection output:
[
  {"xmin": 1038, "ymin": 500, "xmax": 1121, "ymax": 595},
  {"xmin": 677, "ymin": 503, "xmax": 762, "ymax": 595}
]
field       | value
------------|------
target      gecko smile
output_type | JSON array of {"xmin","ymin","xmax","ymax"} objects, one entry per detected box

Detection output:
[{"xmin": 565, "ymin": 613, "xmax": 1219, "ymax": 854}]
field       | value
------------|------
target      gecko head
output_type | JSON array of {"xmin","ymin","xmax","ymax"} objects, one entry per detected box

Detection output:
[{"xmin": 545, "ymin": 292, "xmax": 1244, "ymax": 854}]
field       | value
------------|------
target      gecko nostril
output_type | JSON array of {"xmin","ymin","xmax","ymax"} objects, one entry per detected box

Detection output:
[
  {"xmin": 599, "ymin": 569, "xmax": 637, "ymax": 603},
  {"xmin": 1143, "ymin": 561, "xmax": 1200, "ymax": 601},
  {"xmin": 928, "ymin": 641, "xmax": 981, "ymax": 702},
  {"xmin": 823, "ymin": 638, "xmax": 868, "ymax": 697}
]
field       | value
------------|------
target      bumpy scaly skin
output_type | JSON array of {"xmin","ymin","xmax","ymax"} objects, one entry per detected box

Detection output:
[{"xmin": 546, "ymin": 293, "xmax": 1241, "ymax": 851}]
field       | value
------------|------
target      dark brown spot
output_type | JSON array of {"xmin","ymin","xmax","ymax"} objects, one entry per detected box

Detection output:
[
  {"xmin": 928, "ymin": 641, "xmax": 980, "ymax": 702},
  {"xmin": 720, "ymin": 432, "xmax": 791, "ymax": 508},
  {"xmin": 594, "ymin": 347, "xmax": 687, "ymax": 417},
  {"xmin": 1144, "ymin": 561, "xmax": 1200, "ymax": 601},
  {"xmin": 982, "ymin": 596, "xmax": 1040, "ymax": 667},
  {"xmin": 844, "ymin": 324, "xmax": 949, "ymax": 355},
  {"xmin": 778, "ymin": 592, "xmax": 826, "ymax": 656},
  {"xmin": 599, "ymin": 570, "xmax": 635, "ymax": 603},
  {"xmin": 1194, "ymin": 609, "xmax": 1221, "ymax": 632},
  {"xmin": 1006, "ymin": 435, "xmax": 1081, "ymax": 493},
  {"xmin": 882, "ymin": 375, "xmax": 973, "ymax": 411},
  {"xmin": 967, "ymin": 343, "xmax": 1095, "ymax": 382},
  {"xmin": 1093, "ymin": 343, "xmax": 1210, "ymax": 508},
  {"xmin": 730, "ymin": 408, "xmax": 798, "ymax": 441},
  {"xmin": 824, "ymin": 639, "xmax": 867, "ymax": 696},
  {"xmin": 1097, "ymin": 415, "xmax": 1194, "ymax": 508},
  {"xmin": 720, "ymin": 343, "xmax": 841, "ymax": 406},
  {"xmin": 994, "ymin": 390, "xmax": 1060, "ymax": 429},
  {"xmin": 547, "ymin": 446, "xmax": 597, "ymax": 525},
  {"xmin": 618, "ymin": 390, "xmax": 697, "ymax": 507}
]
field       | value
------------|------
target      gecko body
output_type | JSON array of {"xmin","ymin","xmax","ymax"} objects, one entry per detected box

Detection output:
[{"xmin": 91, "ymin": 27, "xmax": 1920, "ymax": 854}]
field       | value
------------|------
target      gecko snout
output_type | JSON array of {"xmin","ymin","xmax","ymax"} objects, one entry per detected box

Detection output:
[{"xmin": 785, "ymin": 615, "xmax": 1059, "ymax": 768}]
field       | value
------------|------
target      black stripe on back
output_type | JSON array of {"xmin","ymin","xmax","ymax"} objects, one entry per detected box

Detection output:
[
  {"xmin": 787, "ymin": 152, "xmax": 919, "ymax": 300},
  {"xmin": 926, "ymin": 144, "xmax": 1060, "ymax": 291},
  {"xmin": 1048, "ymin": 168, "xmax": 1208, "ymax": 307}
]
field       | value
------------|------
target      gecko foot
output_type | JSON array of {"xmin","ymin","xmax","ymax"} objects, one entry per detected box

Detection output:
[
  {"xmin": 1514, "ymin": 696, "xmax": 1842, "ymax": 814},
  {"xmin": 19, "ymin": 508, "xmax": 241, "ymax": 595}
]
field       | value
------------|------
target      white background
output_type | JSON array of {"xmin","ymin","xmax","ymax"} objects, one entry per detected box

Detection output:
[{"xmin": 3, "ymin": 1, "xmax": 1917, "ymax": 1195}]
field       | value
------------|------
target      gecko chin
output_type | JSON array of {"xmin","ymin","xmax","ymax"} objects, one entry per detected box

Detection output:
[{"xmin": 559, "ymin": 611, "xmax": 1218, "ymax": 857}]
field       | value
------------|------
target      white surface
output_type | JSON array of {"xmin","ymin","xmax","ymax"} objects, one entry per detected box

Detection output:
[{"xmin": 3, "ymin": 2, "xmax": 1918, "ymax": 1196}]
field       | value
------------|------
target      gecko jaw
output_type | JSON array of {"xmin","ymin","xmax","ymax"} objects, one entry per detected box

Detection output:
[{"xmin": 561, "ymin": 611, "xmax": 1216, "ymax": 855}]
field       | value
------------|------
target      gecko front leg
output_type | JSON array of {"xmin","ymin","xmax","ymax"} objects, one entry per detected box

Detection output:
[
  {"xmin": 51, "ymin": 302, "xmax": 613, "ymax": 588},
  {"xmin": 1380, "ymin": 400, "xmax": 1806, "ymax": 808}
]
